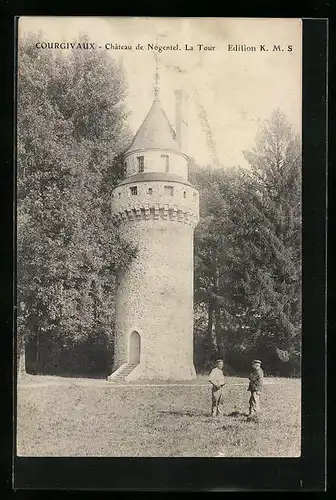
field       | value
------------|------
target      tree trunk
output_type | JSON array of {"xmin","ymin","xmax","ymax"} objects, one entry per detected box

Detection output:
[
  {"xmin": 17, "ymin": 334, "xmax": 26, "ymax": 379},
  {"xmin": 208, "ymin": 303, "xmax": 218, "ymax": 355},
  {"xmin": 213, "ymin": 254, "xmax": 223, "ymax": 358},
  {"xmin": 35, "ymin": 328, "xmax": 41, "ymax": 374},
  {"xmin": 214, "ymin": 308, "xmax": 222, "ymax": 358},
  {"xmin": 19, "ymin": 347, "xmax": 26, "ymax": 376}
]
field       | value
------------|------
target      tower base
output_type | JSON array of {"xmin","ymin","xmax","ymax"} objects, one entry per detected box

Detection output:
[{"xmin": 126, "ymin": 362, "xmax": 197, "ymax": 382}]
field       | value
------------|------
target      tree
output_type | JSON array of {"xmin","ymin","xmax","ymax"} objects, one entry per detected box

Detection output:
[
  {"xmin": 17, "ymin": 32, "xmax": 136, "ymax": 375},
  {"xmin": 239, "ymin": 109, "xmax": 301, "ymax": 365},
  {"xmin": 192, "ymin": 109, "xmax": 301, "ymax": 374},
  {"xmin": 190, "ymin": 162, "xmax": 236, "ymax": 364}
]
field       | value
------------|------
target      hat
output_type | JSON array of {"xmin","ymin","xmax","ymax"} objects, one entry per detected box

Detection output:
[
  {"xmin": 252, "ymin": 359, "xmax": 261, "ymax": 364},
  {"xmin": 216, "ymin": 359, "xmax": 224, "ymax": 363}
]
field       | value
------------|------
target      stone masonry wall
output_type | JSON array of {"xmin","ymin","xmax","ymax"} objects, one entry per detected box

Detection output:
[
  {"xmin": 125, "ymin": 149, "xmax": 188, "ymax": 180},
  {"xmin": 113, "ymin": 219, "xmax": 196, "ymax": 380},
  {"xmin": 112, "ymin": 179, "xmax": 199, "ymax": 380},
  {"xmin": 112, "ymin": 180, "xmax": 199, "ymax": 226}
]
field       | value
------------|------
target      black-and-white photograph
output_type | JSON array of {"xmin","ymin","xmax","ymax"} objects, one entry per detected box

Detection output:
[{"xmin": 16, "ymin": 17, "xmax": 302, "ymax": 458}]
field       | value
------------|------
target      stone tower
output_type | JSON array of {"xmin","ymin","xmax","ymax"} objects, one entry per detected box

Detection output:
[{"xmin": 109, "ymin": 69, "xmax": 199, "ymax": 382}]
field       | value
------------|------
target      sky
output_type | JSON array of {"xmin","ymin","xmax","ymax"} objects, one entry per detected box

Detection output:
[{"xmin": 19, "ymin": 17, "xmax": 302, "ymax": 168}]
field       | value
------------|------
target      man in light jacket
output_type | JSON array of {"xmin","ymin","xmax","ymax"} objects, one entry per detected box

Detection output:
[{"xmin": 209, "ymin": 359, "xmax": 225, "ymax": 417}]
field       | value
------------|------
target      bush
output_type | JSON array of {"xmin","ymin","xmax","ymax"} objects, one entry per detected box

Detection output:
[
  {"xmin": 25, "ymin": 334, "xmax": 114, "ymax": 377},
  {"xmin": 225, "ymin": 345, "xmax": 301, "ymax": 377}
]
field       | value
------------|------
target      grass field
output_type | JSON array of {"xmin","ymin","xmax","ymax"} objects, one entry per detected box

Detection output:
[{"xmin": 16, "ymin": 375, "xmax": 301, "ymax": 457}]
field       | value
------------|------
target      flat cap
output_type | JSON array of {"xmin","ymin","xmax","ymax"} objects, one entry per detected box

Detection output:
[{"xmin": 252, "ymin": 359, "xmax": 262, "ymax": 364}]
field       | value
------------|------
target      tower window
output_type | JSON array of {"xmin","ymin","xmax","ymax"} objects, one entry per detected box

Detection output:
[
  {"xmin": 193, "ymin": 191, "xmax": 197, "ymax": 198},
  {"xmin": 118, "ymin": 192, "xmax": 121, "ymax": 199},
  {"xmin": 124, "ymin": 161, "xmax": 127, "ymax": 171},
  {"xmin": 137, "ymin": 156, "xmax": 144, "ymax": 173},
  {"xmin": 164, "ymin": 185, "xmax": 174, "ymax": 196},
  {"xmin": 148, "ymin": 188, "xmax": 153, "ymax": 195},
  {"xmin": 130, "ymin": 186, "xmax": 138, "ymax": 195},
  {"xmin": 183, "ymin": 191, "xmax": 186, "ymax": 198},
  {"xmin": 161, "ymin": 154, "xmax": 170, "ymax": 172}
]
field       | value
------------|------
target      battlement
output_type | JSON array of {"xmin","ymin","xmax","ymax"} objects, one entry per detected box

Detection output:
[
  {"xmin": 112, "ymin": 203, "xmax": 199, "ymax": 226},
  {"xmin": 111, "ymin": 179, "xmax": 199, "ymax": 227}
]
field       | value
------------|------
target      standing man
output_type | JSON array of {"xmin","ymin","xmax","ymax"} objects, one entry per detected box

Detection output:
[
  {"xmin": 247, "ymin": 359, "xmax": 264, "ymax": 416},
  {"xmin": 209, "ymin": 359, "xmax": 225, "ymax": 417}
]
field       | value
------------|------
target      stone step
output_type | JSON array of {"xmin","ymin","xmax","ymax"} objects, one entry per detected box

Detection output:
[{"xmin": 109, "ymin": 363, "xmax": 138, "ymax": 382}]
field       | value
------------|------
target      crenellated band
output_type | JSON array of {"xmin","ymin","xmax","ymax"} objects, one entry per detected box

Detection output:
[{"xmin": 111, "ymin": 202, "xmax": 199, "ymax": 227}]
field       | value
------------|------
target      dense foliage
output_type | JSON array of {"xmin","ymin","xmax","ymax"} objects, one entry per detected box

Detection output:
[
  {"xmin": 191, "ymin": 110, "xmax": 301, "ymax": 376},
  {"xmin": 17, "ymin": 33, "xmax": 136, "ymax": 375}
]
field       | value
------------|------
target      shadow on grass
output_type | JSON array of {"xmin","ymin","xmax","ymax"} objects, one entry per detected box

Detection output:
[
  {"xmin": 228, "ymin": 411, "xmax": 249, "ymax": 418},
  {"xmin": 227, "ymin": 411, "xmax": 262, "ymax": 424},
  {"xmin": 159, "ymin": 409, "xmax": 249, "ymax": 418},
  {"xmin": 50, "ymin": 373, "xmax": 108, "ymax": 380},
  {"xmin": 25, "ymin": 370, "xmax": 108, "ymax": 380},
  {"xmin": 159, "ymin": 409, "xmax": 209, "ymax": 417}
]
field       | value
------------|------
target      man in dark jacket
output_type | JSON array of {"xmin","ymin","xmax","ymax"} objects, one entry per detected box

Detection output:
[{"xmin": 247, "ymin": 359, "xmax": 264, "ymax": 416}]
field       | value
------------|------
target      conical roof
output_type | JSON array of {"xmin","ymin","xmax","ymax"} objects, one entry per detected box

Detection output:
[{"xmin": 126, "ymin": 99, "xmax": 182, "ymax": 154}]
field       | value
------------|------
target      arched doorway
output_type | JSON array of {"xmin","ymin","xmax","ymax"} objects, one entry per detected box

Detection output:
[{"xmin": 129, "ymin": 331, "xmax": 141, "ymax": 365}]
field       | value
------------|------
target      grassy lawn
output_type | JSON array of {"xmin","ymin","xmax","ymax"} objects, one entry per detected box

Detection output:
[{"xmin": 16, "ymin": 376, "xmax": 301, "ymax": 457}]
